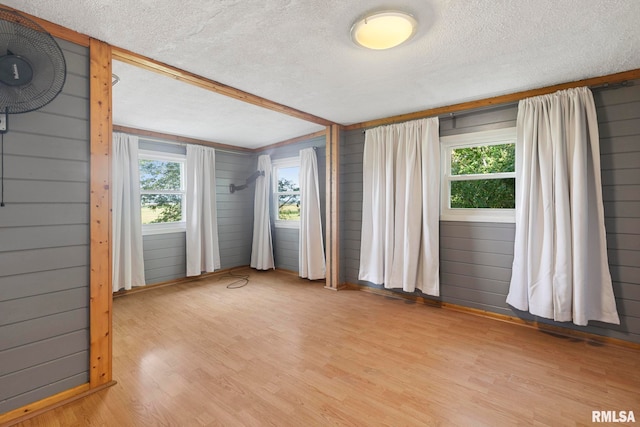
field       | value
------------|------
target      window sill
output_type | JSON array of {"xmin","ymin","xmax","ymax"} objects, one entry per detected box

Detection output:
[
  {"xmin": 142, "ymin": 222, "xmax": 187, "ymax": 236},
  {"xmin": 274, "ymin": 220, "xmax": 300, "ymax": 230},
  {"xmin": 440, "ymin": 210, "xmax": 515, "ymax": 223}
]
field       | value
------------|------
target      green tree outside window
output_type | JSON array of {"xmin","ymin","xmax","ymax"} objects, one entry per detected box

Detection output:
[
  {"xmin": 139, "ymin": 159, "xmax": 184, "ymax": 224},
  {"xmin": 450, "ymin": 143, "xmax": 515, "ymax": 209}
]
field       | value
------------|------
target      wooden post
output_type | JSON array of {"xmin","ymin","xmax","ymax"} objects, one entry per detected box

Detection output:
[
  {"xmin": 89, "ymin": 38, "xmax": 113, "ymax": 387},
  {"xmin": 325, "ymin": 124, "xmax": 341, "ymax": 290}
]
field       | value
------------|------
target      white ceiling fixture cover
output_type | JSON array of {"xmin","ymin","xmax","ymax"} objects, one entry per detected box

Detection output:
[{"xmin": 351, "ymin": 11, "xmax": 417, "ymax": 50}]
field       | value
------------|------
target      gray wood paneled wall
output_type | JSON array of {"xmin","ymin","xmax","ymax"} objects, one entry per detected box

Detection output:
[
  {"xmin": 341, "ymin": 81, "xmax": 640, "ymax": 343},
  {"xmin": 140, "ymin": 144, "xmax": 257, "ymax": 285},
  {"xmin": 216, "ymin": 151, "xmax": 256, "ymax": 270},
  {"xmin": 143, "ymin": 232, "xmax": 186, "ymax": 284},
  {"xmin": 0, "ymin": 39, "xmax": 90, "ymax": 413},
  {"xmin": 258, "ymin": 136, "xmax": 326, "ymax": 273}
]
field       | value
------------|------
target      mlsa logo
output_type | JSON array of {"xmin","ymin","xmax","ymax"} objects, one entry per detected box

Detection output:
[{"xmin": 592, "ymin": 410, "xmax": 636, "ymax": 423}]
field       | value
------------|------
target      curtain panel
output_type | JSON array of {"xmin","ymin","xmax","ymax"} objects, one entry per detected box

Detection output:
[
  {"xmin": 112, "ymin": 132, "xmax": 146, "ymax": 292},
  {"xmin": 359, "ymin": 117, "xmax": 440, "ymax": 296},
  {"xmin": 251, "ymin": 154, "xmax": 275, "ymax": 270},
  {"xmin": 507, "ymin": 87, "xmax": 620, "ymax": 326},
  {"xmin": 299, "ymin": 147, "xmax": 326, "ymax": 280},
  {"xmin": 186, "ymin": 145, "xmax": 221, "ymax": 276}
]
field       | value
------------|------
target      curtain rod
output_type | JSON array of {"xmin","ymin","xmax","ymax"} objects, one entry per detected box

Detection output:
[
  {"xmin": 360, "ymin": 80, "xmax": 634, "ymax": 133},
  {"xmin": 360, "ymin": 102, "xmax": 518, "ymax": 133},
  {"xmin": 132, "ymin": 134, "xmax": 254, "ymax": 156},
  {"xmin": 590, "ymin": 80, "xmax": 632, "ymax": 91}
]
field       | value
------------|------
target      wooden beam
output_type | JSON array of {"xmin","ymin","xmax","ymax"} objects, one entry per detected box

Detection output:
[
  {"xmin": 324, "ymin": 124, "xmax": 342, "ymax": 290},
  {"xmin": 89, "ymin": 38, "xmax": 113, "ymax": 388},
  {"xmin": 115, "ymin": 125, "xmax": 328, "ymax": 154},
  {"xmin": 344, "ymin": 68, "xmax": 640, "ymax": 130},
  {"xmin": 256, "ymin": 130, "xmax": 327, "ymax": 152},
  {"xmin": 111, "ymin": 46, "xmax": 335, "ymax": 127},
  {"xmin": 113, "ymin": 125, "xmax": 253, "ymax": 153},
  {"xmin": 0, "ymin": 5, "xmax": 90, "ymax": 46}
]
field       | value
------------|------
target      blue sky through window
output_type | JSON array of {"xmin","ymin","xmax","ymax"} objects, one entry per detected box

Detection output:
[{"xmin": 279, "ymin": 166, "xmax": 299, "ymax": 186}]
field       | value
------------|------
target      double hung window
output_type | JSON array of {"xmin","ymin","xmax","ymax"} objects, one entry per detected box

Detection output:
[
  {"xmin": 272, "ymin": 157, "xmax": 300, "ymax": 229},
  {"xmin": 440, "ymin": 127, "xmax": 516, "ymax": 222},
  {"xmin": 139, "ymin": 150, "xmax": 187, "ymax": 234}
]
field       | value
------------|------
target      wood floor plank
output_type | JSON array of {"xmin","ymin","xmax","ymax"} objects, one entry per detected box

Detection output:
[{"xmin": 12, "ymin": 268, "xmax": 640, "ymax": 426}]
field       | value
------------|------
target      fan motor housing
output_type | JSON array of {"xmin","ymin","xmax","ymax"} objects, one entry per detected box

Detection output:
[{"xmin": 0, "ymin": 54, "xmax": 33, "ymax": 86}]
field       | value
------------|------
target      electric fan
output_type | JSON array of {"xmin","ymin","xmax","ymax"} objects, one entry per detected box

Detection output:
[
  {"xmin": 0, "ymin": 7, "xmax": 67, "ymax": 132},
  {"xmin": 0, "ymin": 7, "xmax": 67, "ymax": 206}
]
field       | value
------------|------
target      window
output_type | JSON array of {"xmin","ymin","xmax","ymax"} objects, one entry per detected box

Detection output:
[
  {"xmin": 440, "ymin": 127, "xmax": 516, "ymax": 222},
  {"xmin": 272, "ymin": 157, "xmax": 300, "ymax": 229},
  {"xmin": 139, "ymin": 150, "xmax": 186, "ymax": 234}
]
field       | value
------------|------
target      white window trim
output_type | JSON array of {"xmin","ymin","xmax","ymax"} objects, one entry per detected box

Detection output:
[
  {"xmin": 272, "ymin": 156, "xmax": 300, "ymax": 229},
  {"xmin": 139, "ymin": 149, "xmax": 187, "ymax": 235},
  {"xmin": 440, "ymin": 127, "xmax": 516, "ymax": 223}
]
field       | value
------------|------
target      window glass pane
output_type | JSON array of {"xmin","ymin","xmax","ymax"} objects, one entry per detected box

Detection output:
[
  {"xmin": 451, "ymin": 178, "xmax": 515, "ymax": 208},
  {"xmin": 451, "ymin": 143, "xmax": 515, "ymax": 175},
  {"xmin": 139, "ymin": 160, "xmax": 182, "ymax": 190},
  {"xmin": 277, "ymin": 166, "xmax": 300, "ymax": 191},
  {"xmin": 141, "ymin": 194, "xmax": 183, "ymax": 224},
  {"xmin": 278, "ymin": 194, "xmax": 300, "ymax": 221}
]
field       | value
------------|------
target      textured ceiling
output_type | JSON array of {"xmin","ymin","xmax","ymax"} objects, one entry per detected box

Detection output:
[
  {"xmin": 112, "ymin": 61, "xmax": 325, "ymax": 149},
  {"xmin": 3, "ymin": 0, "xmax": 640, "ymax": 148}
]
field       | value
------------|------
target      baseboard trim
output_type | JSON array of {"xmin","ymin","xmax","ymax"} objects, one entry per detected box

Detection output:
[
  {"xmin": 269, "ymin": 267, "xmax": 328, "ymax": 285},
  {"xmin": 113, "ymin": 265, "xmax": 252, "ymax": 298},
  {"xmin": 344, "ymin": 282, "xmax": 442, "ymax": 307},
  {"xmin": 271, "ymin": 267, "xmax": 300, "ymax": 277},
  {"xmin": 114, "ymin": 266, "xmax": 329, "ymax": 298},
  {"xmin": 344, "ymin": 282, "xmax": 640, "ymax": 351},
  {"xmin": 324, "ymin": 284, "xmax": 346, "ymax": 291},
  {"xmin": 0, "ymin": 381, "xmax": 116, "ymax": 427}
]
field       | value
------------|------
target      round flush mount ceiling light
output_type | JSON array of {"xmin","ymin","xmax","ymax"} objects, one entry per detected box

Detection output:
[{"xmin": 351, "ymin": 11, "xmax": 417, "ymax": 50}]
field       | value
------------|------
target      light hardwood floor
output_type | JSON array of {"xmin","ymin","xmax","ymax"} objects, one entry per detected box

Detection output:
[{"xmin": 13, "ymin": 269, "xmax": 640, "ymax": 426}]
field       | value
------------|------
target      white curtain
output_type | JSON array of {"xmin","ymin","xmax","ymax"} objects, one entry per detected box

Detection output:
[
  {"xmin": 251, "ymin": 154, "xmax": 275, "ymax": 270},
  {"xmin": 299, "ymin": 147, "xmax": 326, "ymax": 280},
  {"xmin": 186, "ymin": 145, "xmax": 220, "ymax": 276},
  {"xmin": 112, "ymin": 133, "xmax": 145, "ymax": 292},
  {"xmin": 359, "ymin": 117, "xmax": 440, "ymax": 296},
  {"xmin": 507, "ymin": 87, "xmax": 620, "ymax": 326}
]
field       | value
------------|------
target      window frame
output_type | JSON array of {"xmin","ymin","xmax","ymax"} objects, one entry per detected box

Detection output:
[
  {"xmin": 138, "ymin": 149, "xmax": 187, "ymax": 235},
  {"xmin": 440, "ymin": 127, "xmax": 517, "ymax": 223},
  {"xmin": 272, "ymin": 156, "xmax": 301, "ymax": 229}
]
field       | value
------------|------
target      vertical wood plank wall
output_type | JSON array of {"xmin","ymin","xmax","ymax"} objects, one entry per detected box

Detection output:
[
  {"xmin": 257, "ymin": 135, "xmax": 326, "ymax": 273},
  {"xmin": 341, "ymin": 82, "xmax": 640, "ymax": 343},
  {"xmin": 0, "ymin": 39, "xmax": 91, "ymax": 413}
]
